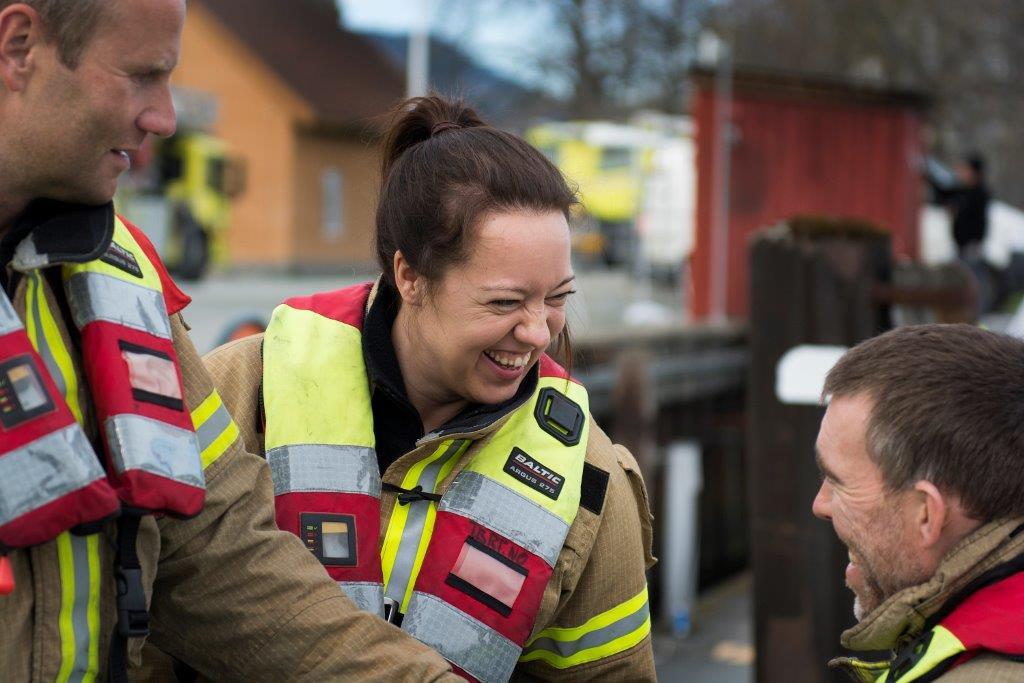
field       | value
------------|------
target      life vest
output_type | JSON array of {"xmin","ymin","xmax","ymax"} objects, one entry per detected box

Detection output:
[
  {"xmin": 263, "ymin": 283, "xmax": 591, "ymax": 683},
  {"xmin": 0, "ymin": 216, "xmax": 205, "ymax": 550},
  {"xmin": 843, "ymin": 562, "xmax": 1024, "ymax": 683}
]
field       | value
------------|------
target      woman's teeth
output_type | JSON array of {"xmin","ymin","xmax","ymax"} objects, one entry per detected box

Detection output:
[{"xmin": 485, "ymin": 350, "xmax": 530, "ymax": 369}]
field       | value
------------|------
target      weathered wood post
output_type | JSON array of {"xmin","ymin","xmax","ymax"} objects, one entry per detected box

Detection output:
[{"xmin": 748, "ymin": 219, "xmax": 891, "ymax": 682}]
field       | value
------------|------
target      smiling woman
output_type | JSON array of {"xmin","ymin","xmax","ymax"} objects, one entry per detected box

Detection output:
[{"xmin": 203, "ymin": 96, "xmax": 656, "ymax": 682}]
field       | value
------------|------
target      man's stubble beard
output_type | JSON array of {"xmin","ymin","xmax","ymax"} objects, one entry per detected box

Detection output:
[{"xmin": 847, "ymin": 505, "xmax": 930, "ymax": 622}]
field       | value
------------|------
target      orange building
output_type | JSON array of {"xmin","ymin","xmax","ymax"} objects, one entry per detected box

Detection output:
[{"xmin": 172, "ymin": 0, "xmax": 404, "ymax": 270}]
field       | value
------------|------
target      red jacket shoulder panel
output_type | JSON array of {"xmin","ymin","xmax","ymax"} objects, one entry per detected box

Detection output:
[
  {"xmin": 283, "ymin": 282, "xmax": 373, "ymax": 329},
  {"xmin": 942, "ymin": 570, "xmax": 1024, "ymax": 655},
  {"xmin": 539, "ymin": 354, "xmax": 582, "ymax": 385},
  {"xmin": 121, "ymin": 217, "xmax": 192, "ymax": 315}
]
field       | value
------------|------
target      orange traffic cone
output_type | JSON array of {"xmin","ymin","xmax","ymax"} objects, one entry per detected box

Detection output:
[{"xmin": 0, "ymin": 555, "xmax": 14, "ymax": 595}]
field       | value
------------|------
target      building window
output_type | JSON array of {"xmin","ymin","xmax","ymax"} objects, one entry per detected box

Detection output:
[{"xmin": 321, "ymin": 168, "xmax": 343, "ymax": 241}]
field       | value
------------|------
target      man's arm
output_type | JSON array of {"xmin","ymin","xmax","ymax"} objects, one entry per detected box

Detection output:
[{"xmin": 146, "ymin": 315, "xmax": 457, "ymax": 680}]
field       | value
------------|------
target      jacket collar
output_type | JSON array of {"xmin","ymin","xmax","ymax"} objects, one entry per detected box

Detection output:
[
  {"xmin": 4, "ymin": 200, "xmax": 114, "ymax": 273},
  {"xmin": 839, "ymin": 517, "xmax": 1024, "ymax": 653}
]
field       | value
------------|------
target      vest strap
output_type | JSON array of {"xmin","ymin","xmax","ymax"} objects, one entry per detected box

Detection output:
[
  {"xmin": 109, "ymin": 512, "xmax": 147, "ymax": 683},
  {"xmin": 382, "ymin": 482, "xmax": 443, "ymax": 505}
]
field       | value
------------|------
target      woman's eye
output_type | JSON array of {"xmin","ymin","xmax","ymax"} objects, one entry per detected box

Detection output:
[
  {"xmin": 490, "ymin": 299, "xmax": 520, "ymax": 310},
  {"xmin": 546, "ymin": 289, "xmax": 577, "ymax": 305}
]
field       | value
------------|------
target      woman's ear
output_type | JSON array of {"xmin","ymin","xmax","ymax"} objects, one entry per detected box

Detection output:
[{"xmin": 393, "ymin": 250, "xmax": 424, "ymax": 306}]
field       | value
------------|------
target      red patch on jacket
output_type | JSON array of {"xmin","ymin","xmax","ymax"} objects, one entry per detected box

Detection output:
[{"xmin": 121, "ymin": 216, "xmax": 192, "ymax": 315}]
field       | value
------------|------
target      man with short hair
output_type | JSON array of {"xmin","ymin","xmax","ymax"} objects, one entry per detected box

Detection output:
[
  {"xmin": 814, "ymin": 324, "xmax": 1024, "ymax": 682},
  {"xmin": 0, "ymin": 1, "xmax": 458, "ymax": 679}
]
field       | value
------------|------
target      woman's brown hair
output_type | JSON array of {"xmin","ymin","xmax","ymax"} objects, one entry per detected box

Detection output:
[{"xmin": 375, "ymin": 95, "xmax": 578, "ymax": 367}]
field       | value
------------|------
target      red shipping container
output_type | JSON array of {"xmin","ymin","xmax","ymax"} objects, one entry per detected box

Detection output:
[{"xmin": 690, "ymin": 68, "xmax": 928, "ymax": 319}]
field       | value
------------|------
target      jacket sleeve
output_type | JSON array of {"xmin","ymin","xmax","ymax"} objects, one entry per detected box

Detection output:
[
  {"xmin": 513, "ymin": 440, "xmax": 657, "ymax": 682},
  {"xmin": 145, "ymin": 317, "xmax": 458, "ymax": 681}
]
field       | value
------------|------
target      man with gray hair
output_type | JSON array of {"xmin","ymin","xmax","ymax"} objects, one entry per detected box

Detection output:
[
  {"xmin": 814, "ymin": 324, "xmax": 1024, "ymax": 681},
  {"xmin": 0, "ymin": 1, "xmax": 459, "ymax": 679}
]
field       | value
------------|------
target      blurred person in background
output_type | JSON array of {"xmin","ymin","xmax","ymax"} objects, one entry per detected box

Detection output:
[
  {"xmin": 813, "ymin": 324, "xmax": 1024, "ymax": 682},
  {"xmin": 0, "ymin": 0, "xmax": 464, "ymax": 679},
  {"xmin": 204, "ymin": 95, "xmax": 657, "ymax": 682},
  {"xmin": 929, "ymin": 153, "xmax": 991, "ymax": 261}
]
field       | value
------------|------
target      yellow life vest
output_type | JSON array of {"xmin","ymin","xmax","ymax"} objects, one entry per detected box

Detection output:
[{"xmin": 263, "ymin": 283, "xmax": 590, "ymax": 682}]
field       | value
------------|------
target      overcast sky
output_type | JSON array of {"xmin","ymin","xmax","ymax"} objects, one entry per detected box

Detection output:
[{"xmin": 337, "ymin": 0, "xmax": 555, "ymax": 90}]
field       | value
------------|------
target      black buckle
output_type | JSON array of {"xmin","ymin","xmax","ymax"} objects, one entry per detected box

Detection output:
[
  {"xmin": 534, "ymin": 387, "xmax": 584, "ymax": 446},
  {"xmin": 887, "ymin": 630, "xmax": 934, "ymax": 682},
  {"xmin": 115, "ymin": 567, "xmax": 150, "ymax": 637},
  {"xmin": 383, "ymin": 597, "xmax": 403, "ymax": 626},
  {"xmin": 382, "ymin": 483, "xmax": 443, "ymax": 506}
]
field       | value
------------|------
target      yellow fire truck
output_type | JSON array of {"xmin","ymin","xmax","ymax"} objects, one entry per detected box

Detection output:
[{"xmin": 116, "ymin": 87, "xmax": 245, "ymax": 280}]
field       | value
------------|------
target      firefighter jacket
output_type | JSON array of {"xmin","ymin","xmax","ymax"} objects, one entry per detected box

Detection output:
[
  {"xmin": 830, "ymin": 517, "xmax": 1024, "ymax": 682},
  {"xmin": 203, "ymin": 281, "xmax": 658, "ymax": 682},
  {"xmin": 0, "ymin": 202, "xmax": 460, "ymax": 682}
]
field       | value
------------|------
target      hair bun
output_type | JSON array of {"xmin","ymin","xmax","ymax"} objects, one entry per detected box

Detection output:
[
  {"xmin": 380, "ymin": 96, "xmax": 485, "ymax": 182},
  {"xmin": 430, "ymin": 121, "xmax": 462, "ymax": 137}
]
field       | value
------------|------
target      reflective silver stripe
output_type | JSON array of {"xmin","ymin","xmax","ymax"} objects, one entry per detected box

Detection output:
[
  {"xmin": 68, "ymin": 533, "xmax": 94, "ymax": 679},
  {"xmin": 194, "ymin": 400, "xmax": 233, "ymax": 453},
  {"xmin": 104, "ymin": 414, "xmax": 204, "ymax": 488},
  {"xmin": 384, "ymin": 440, "xmax": 466, "ymax": 607},
  {"xmin": 339, "ymin": 581, "xmax": 385, "ymax": 617},
  {"xmin": 404, "ymin": 591, "xmax": 520, "ymax": 683},
  {"xmin": 27, "ymin": 274, "xmax": 66, "ymax": 396},
  {"xmin": 522, "ymin": 598, "xmax": 651, "ymax": 659},
  {"xmin": 440, "ymin": 470, "xmax": 568, "ymax": 567},
  {"xmin": 267, "ymin": 444, "xmax": 381, "ymax": 497},
  {"xmin": 65, "ymin": 272, "xmax": 171, "ymax": 339},
  {"xmin": 0, "ymin": 289, "xmax": 22, "ymax": 335},
  {"xmin": 0, "ymin": 425, "xmax": 106, "ymax": 526}
]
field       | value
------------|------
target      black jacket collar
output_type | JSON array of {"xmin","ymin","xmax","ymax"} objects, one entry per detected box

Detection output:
[{"xmin": 1, "ymin": 200, "xmax": 114, "ymax": 293}]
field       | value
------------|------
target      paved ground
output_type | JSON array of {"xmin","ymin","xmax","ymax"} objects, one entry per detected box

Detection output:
[{"xmin": 654, "ymin": 573, "xmax": 754, "ymax": 682}]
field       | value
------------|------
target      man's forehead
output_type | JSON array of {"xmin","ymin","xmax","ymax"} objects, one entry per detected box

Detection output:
[{"xmin": 817, "ymin": 393, "xmax": 875, "ymax": 465}]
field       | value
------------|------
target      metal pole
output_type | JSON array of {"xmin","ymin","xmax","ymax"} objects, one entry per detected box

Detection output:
[
  {"xmin": 406, "ymin": 0, "xmax": 430, "ymax": 98},
  {"xmin": 709, "ymin": 39, "xmax": 733, "ymax": 322}
]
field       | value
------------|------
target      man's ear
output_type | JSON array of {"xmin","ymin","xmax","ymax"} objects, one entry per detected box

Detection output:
[
  {"xmin": 392, "ymin": 250, "xmax": 425, "ymax": 306},
  {"xmin": 912, "ymin": 480, "xmax": 949, "ymax": 549},
  {"xmin": 0, "ymin": 4, "xmax": 42, "ymax": 92}
]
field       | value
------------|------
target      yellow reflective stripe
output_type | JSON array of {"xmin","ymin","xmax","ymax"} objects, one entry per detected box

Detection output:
[
  {"xmin": 530, "ymin": 585, "xmax": 648, "ymax": 643},
  {"xmin": 399, "ymin": 440, "xmax": 470, "ymax": 611},
  {"xmin": 520, "ymin": 586, "xmax": 651, "ymax": 668},
  {"xmin": 381, "ymin": 442, "xmax": 449, "ymax": 586},
  {"xmin": 201, "ymin": 420, "xmax": 238, "ymax": 469},
  {"xmin": 381, "ymin": 440, "xmax": 468, "ymax": 601},
  {"xmin": 55, "ymin": 532, "xmax": 103, "ymax": 682},
  {"xmin": 85, "ymin": 534, "xmax": 101, "ymax": 680},
  {"xmin": 63, "ymin": 217, "xmax": 162, "ymax": 290},
  {"xmin": 190, "ymin": 390, "xmax": 239, "ymax": 469},
  {"xmin": 190, "ymin": 390, "xmax": 221, "ymax": 427},
  {"xmin": 29, "ymin": 273, "xmax": 85, "ymax": 425},
  {"xmin": 55, "ymin": 532, "xmax": 76, "ymax": 683},
  {"xmin": 892, "ymin": 625, "xmax": 966, "ymax": 683}
]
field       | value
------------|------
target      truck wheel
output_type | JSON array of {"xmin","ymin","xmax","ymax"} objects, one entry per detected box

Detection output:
[{"xmin": 176, "ymin": 220, "xmax": 209, "ymax": 281}]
